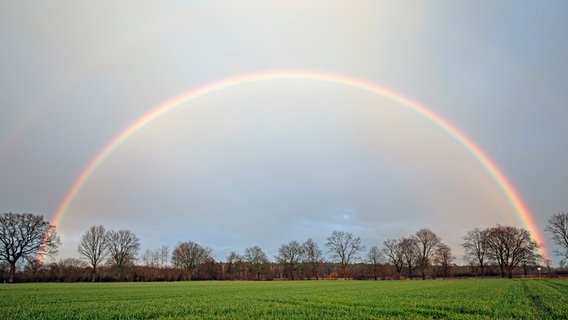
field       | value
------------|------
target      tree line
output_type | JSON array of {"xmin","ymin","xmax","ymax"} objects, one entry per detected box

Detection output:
[{"xmin": 1, "ymin": 211, "xmax": 568, "ymax": 283}]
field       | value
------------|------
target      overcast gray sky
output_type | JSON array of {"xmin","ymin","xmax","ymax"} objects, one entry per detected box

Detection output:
[{"xmin": 1, "ymin": 1, "xmax": 567, "ymax": 264}]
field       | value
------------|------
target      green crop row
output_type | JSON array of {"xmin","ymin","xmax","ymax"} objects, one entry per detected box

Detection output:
[{"xmin": 1, "ymin": 279, "xmax": 567, "ymax": 319}]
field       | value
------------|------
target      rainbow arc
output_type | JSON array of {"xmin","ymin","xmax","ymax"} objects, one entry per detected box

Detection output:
[{"xmin": 47, "ymin": 70, "xmax": 547, "ymax": 260}]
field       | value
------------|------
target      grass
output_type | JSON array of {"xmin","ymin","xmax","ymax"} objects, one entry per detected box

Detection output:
[{"xmin": 1, "ymin": 279, "xmax": 567, "ymax": 319}]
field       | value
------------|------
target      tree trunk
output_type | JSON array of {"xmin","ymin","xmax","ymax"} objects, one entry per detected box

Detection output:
[
  {"xmin": 499, "ymin": 265, "xmax": 506, "ymax": 278},
  {"xmin": 373, "ymin": 267, "xmax": 378, "ymax": 281},
  {"xmin": 290, "ymin": 264, "xmax": 295, "ymax": 280},
  {"xmin": 8, "ymin": 262, "xmax": 16, "ymax": 283},
  {"xmin": 119, "ymin": 267, "xmax": 124, "ymax": 281}
]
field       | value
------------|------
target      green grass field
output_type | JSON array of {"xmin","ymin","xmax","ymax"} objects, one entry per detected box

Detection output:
[{"xmin": 1, "ymin": 279, "xmax": 567, "ymax": 319}]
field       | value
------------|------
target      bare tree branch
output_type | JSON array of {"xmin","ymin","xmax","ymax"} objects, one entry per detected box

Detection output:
[
  {"xmin": 78, "ymin": 225, "xmax": 108, "ymax": 282},
  {"xmin": 171, "ymin": 241, "xmax": 211, "ymax": 281},
  {"xmin": 545, "ymin": 212, "xmax": 568, "ymax": 260},
  {"xmin": 326, "ymin": 230, "xmax": 364, "ymax": 278},
  {"xmin": 0, "ymin": 212, "xmax": 60, "ymax": 282}
]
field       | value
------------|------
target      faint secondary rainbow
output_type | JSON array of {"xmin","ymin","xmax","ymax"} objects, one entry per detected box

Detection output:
[{"xmin": 49, "ymin": 70, "xmax": 547, "ymax": 257}]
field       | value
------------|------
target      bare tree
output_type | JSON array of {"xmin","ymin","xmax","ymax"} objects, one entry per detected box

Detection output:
[
  {"xmin": 171, "ymin": 241, "xmax": 212, "ymax": 281},
  {"xmin": 302, "ymin": 238, "xmax": 324, "ymax": 280},
  {"xmin": 141, "ymin": 245, "xmax": 169, "ymax": 269},
  {"xmin": 24, "ymin": 258, "xmax": 46, "ymax": 282},
  {"xmin": 0, "ymin": 213, "xmax": 60, "ymax": 283},
  {"xmin": 226, "ymin": 251, "xmax": 245, "ymax": 279},
  {"xmin": 367, "ymin": 245, "xmax": 384, "ymax": 280},
  {"xmin": 57, "ymin": 258, "xmax": 88, "ymax": 282},
  {"xmin": 159, "ymin": 245, "xmax": 169, "ymax": 268},
  {"xmin": 545, "ymin": 212, "xmax": 568, "ymax": 260},
  {"xmin": 520, "ymin": 247, "xmax": 540, "ymax": 277},
  {"xmin": 400, "ymin": 237, "xmax": 418, "ymax": 279},
  {"xmin": 485, "ymin": 225, "xmax": 538, "ymax": 278},
  {"xmin": 106, "ymin": 229, "xmax": 140, "ymax": 280},
  {"xmin": 78, "ymin": 225, "xmax": 108, "ymax": 282},
  {"xmin": 326, "ymin": 231, "xmax": 365, "ymax": 278},
  {"xmin": 244, "ymin": 246, "xmax": 269, "ymax": 280},
  {"xmin": 275, "ymin": 240, "xmax": 304, "ymax": 280},
  {"xmin": 141, "ymin": 248, "xmax": 159, "ymax": 267},
  {"xmin": 462, "ymin": 228, "xmax": 489, "ymax": 278},
  {"xmin": 415, "ymin": 228, "xmax": 441, "ymax": 280},
  {"xmin": 382, "ymin": 238, "xmax": 404, "ymax": 279},
  {"xmin": 433, "ymin": 243, "xmax": 454, "ymax": 279},
  {"xmin": 544, "ymin": 258, "xmax": 553, "ymax": 274}
]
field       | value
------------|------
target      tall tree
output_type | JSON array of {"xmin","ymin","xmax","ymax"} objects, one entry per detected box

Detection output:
[
  {"xmin": 400, "ymin": 237, "xmax": 418, "ymax": 279},
  {"xmin": 545, "ymin": 212, "xmax": 568, "ymax": 260},
  {"xmin": 0, "ymin": 213, "xmax": 60, "ymax": 283},
  {"xmin": 275, "ymin": 240, "xmax": 304, "ymax": 280},
  {"xmin": 226, "ymin": 251, "xmax": 245, "ymax": 279},
  {"xmin": 433, "ymin": 243, "xmax": 453, "ymax": 279},
  {"xmin": 367, "ymin": 245, "xmax": 384, "ymax": 280},
  {"xmin": 106, "ymin": 229, "xmax": 140, "ymax": 280},
  {"xmin": 244, "ymin": 246, "xmax": 269, "ymax": 280},
  {"xmin": 78, "ymin": 225, "xmax": 108, "ymax": 282},
  {"xmin": 382, "ymin": 238, "xmax": 404, "ymax": 279},
  {"xmin": 326, "ymin": 230, "xmax": 365, "ymax": 278},
  {"xmin": 414, "ymin": 228, "xmax": 441, "ymax": 280},
  {"xmin": 462, "ymin": 228, "xmax": 489, "ymax": 278},
  {"xmin": 302, "ymin": 238, "xmax": 324, "ymax": 280},
  {"xmin": 485, "ymin": 225, "xmax": 538, "ymax": 278},
  {"xmin": 171, "ymin": 241, "xmax": 212, "ymax": 281}
]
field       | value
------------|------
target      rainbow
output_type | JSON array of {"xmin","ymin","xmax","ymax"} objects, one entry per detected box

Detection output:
[{"xmin": 49, "ymin": 70, "xmax": 547, "ymax": 258}]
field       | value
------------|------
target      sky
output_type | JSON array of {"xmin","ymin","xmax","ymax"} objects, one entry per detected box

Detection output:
[{"xmin": 1, "ymin": 1, "xmax": 567, "ymax": 265}]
